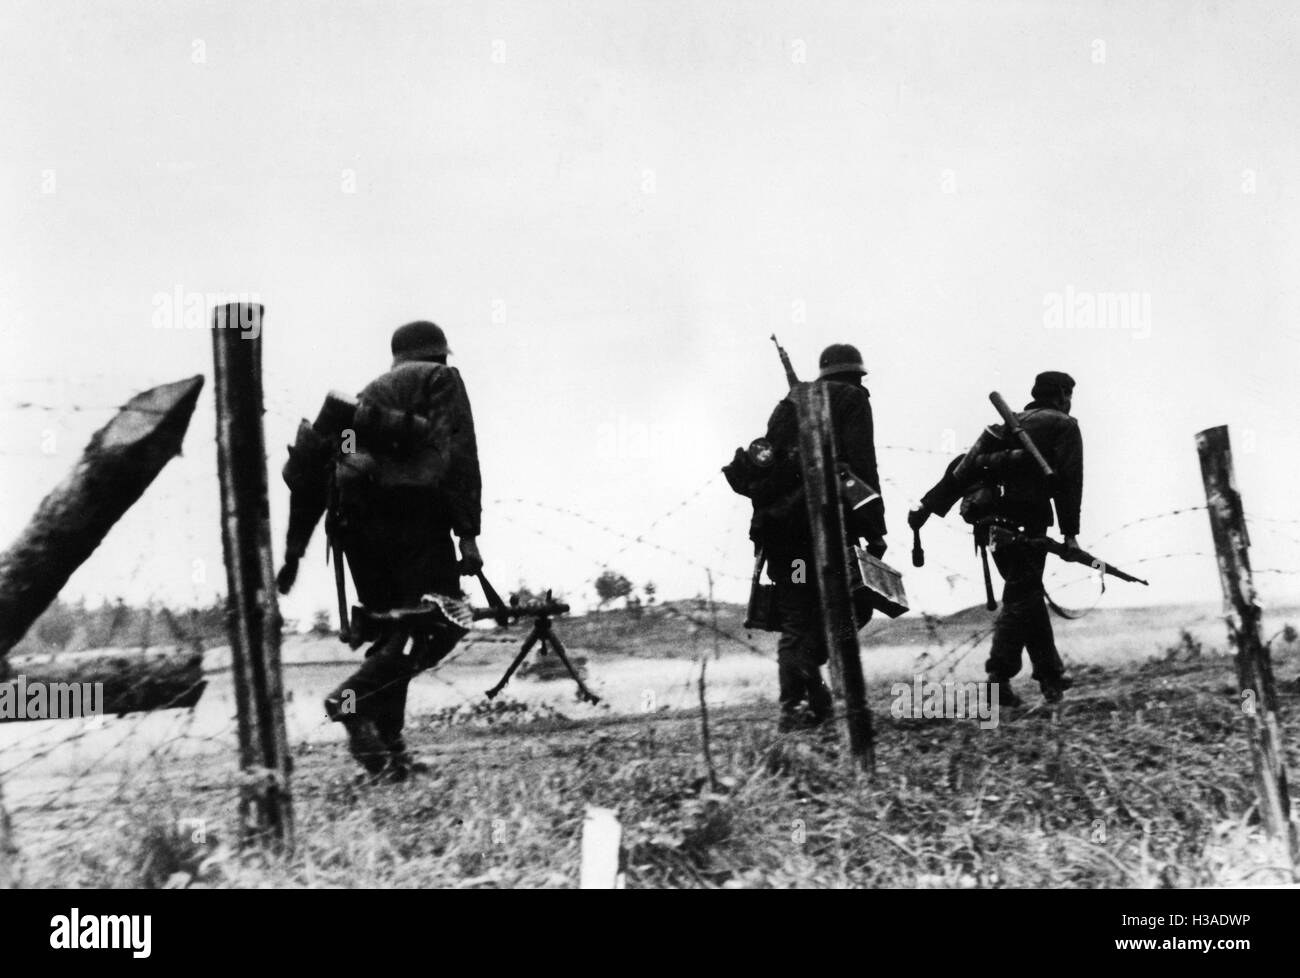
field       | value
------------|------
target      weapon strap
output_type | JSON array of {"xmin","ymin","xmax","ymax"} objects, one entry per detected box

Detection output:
[
  {"xmin": 1044, "ymin": 571, "xmax": 1105, "ymax": 620},
  {"xmin": 1045, "ymin": 585, "xmax": 1091, "ymax": 620}
]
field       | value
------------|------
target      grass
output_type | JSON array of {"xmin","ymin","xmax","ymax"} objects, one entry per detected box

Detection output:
[{"xmin": 15, "ymin": 638, "xmax": 1299, "ymax": 889}]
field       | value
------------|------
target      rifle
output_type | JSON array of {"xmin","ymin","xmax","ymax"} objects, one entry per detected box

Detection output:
[
  {"xmin": 971, "ymin": 526, "xmax": 1148, "ymax": 611},
  {"xmin": 1025, "ymin": 535, "xmax": 1149, "ymax": 586},
  {"xmin": 770, "ymin": 334, "xmax": 799, "ymax": 388}
]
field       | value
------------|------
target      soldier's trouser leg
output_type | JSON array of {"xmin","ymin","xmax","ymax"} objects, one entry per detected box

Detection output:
[
  {"xmin": 326, "ymin": 629, "xmax": 416, "ymax": 727},
  {"xmin": 334, "ymin": 500, "xmax": 461, "ymax": 756},
  {"xmin": 1021, "ymin": 570, "xmax": 1065, "ymax": 687},
  {"xmin": 377, "ymin": 631, "xmax": 462, "ymax": 753},
  {"xmin": 985, "ymin": 536, "xmax": 1064, "ymax": 684},
  {"xmin": 369, "ymin": 652, "xmax": 413, "ymax": 749},
  {"xmin": 986, "ymin": 537, "xmax": 1034, "ymax": 681},
  {"xmin": 771, "ymin": 554, "xmax": 833, "ymax": 720}
]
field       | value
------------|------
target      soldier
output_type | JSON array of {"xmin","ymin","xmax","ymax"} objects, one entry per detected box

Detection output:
[
  {"xmin": 750, "ymin": 343, "xmax": 887, "ymax": 732},
  {"xmin": 277, "ymin": 320, "xmax": 483, "ymax": 781},
  {"xmin": 908, "ymin": 371, "xmax": 1081, "ymax": 706}
]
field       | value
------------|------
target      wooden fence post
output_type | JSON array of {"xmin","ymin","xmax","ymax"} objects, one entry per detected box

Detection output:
[
  {"xmin": 580, "ymin": 806, "xmax": 623, "ymax": 889},
  {"xmin": 1196, "ymin": 425, "xmax": 1297, "ymax": 869},
  {"xmin": 791, "ymin": 382, "xmax": 873, "ymax": 772},
  {"xmin": 212, "ymin": 303, "xmax": 294, "ymax": 851}
]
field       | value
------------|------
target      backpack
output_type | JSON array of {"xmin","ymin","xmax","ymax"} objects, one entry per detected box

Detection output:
[
  {"xmin": 956, "ymin": 423, "xmax": 1025, "ymax": 526},
  {"xmin": 333, "ymin": 362, "xmax": 471, "ymax": 514}
]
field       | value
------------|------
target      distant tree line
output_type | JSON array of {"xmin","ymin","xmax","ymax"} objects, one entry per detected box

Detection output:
[
  {"xmin": 592, "ymin": 570, "xmax": 657, "ymax": 615},
  {"xmin": 10, "ymin": 598, "xmax": 229, "ymax": 657}
]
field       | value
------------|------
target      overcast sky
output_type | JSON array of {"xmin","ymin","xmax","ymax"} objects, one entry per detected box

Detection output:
[{"xmin": 3, "ymin": 0, "xmax": 1299, "ymax": 625}]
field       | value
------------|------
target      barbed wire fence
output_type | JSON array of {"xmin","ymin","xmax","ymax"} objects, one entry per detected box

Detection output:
[
  {"xmin": 0, "ymin": 370, "xmax": 248, "ymax": 886},
  {"xmin": 3, "ymin": 372, "xmax": 1300, "ymax": 884}
]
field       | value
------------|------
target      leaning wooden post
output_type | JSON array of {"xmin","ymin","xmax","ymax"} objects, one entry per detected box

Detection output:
[
  {"xmin": 0, "ymin": 375, "xmax": 204, "ymax": 887},
  {"xmin": 1196, "ymin": 425, "xmax": 1297, "ymax": 868},
  {"xmin": 791, "ymin": 382, "xmax": 873, "ymax": 772},
  {"xmin": 0, "ymin": 377, "xmax": 204, "ymax": 657},
  {"xmin": 212, "ymin": 303, "xmax": 294, "ymax": 851}
]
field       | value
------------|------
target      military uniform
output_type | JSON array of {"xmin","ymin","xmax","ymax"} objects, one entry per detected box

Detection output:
[
  {"xmin": 750, "ymin": 347, "xmax": 886, "ymax": 729},
  {"xmin": 280, "ymin": 321, "xmax": 482, "ymax": 779},
  {"xmin": 915, "ymin": 375, "xmax": 1082, "ymax": 700}
]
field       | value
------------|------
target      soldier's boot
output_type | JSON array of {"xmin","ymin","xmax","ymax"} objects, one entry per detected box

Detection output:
[
  {"xmin": 1040, "ymin": 674, "xmax": 1073, "ymax": 704},
  {"xmin": 806, "ymin": 675, "xmax": 834, "ymax": 729},
  {"xmin": 325, "ymin": 692, "xmax": 390, "ymax": 777},
  {"xmin": 990, "ymin": 677, "xmax": 1022, "ymax": 709},
  {"xmin": 776, "ymin": 660, "xmax": 808, "ymax": 732},
  {"xmin": 778, "ymin": 707, "xmax": 812, "ymax": 733},
  {"xmin": 380, "ymin": 733, "xmax": 431, "ymax": 783},
  {"xmin": 343, "ymin": 719, "xmax": 391, "ymax": 777}
]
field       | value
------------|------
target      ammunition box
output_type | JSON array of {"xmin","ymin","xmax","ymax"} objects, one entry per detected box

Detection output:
[{"xmin": 853, "ymin": 548, "xmax": 909, "ymax": 619}]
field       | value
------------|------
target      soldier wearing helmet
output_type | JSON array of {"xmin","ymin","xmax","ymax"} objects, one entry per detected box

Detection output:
[
  {"xmin": 751, "ymin": 342, "xmax": 887, "ymax": 732},
  {"xmin": 277, "ymin": 319, "xmax": 483, "ymax": 781}
]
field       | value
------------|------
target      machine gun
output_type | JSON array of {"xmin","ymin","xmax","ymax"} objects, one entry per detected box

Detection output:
[
  {"xmin": 345, "ymin": 572, "xmax": 600, "ymax": 705},
  {"xmin": 475, "ymin": 573, "xmax": 600, "ymax": 704}
]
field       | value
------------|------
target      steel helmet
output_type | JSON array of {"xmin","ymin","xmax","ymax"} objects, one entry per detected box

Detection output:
[
  {"xmin": 817, "ymin": 343, "xmax": 867, "ymax": 379},
  {"xmin": 391, "ymin": 320, "xmax": 451, "ymax": 364}
]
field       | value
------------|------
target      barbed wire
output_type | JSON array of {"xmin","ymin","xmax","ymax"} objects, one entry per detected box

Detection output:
[
  {"xmin": 1244, "ymin": 512, "xmax": 1300, "ymax": 529},
  {"xmin": 0, "ymin": 401, "xmax": 125, "ymax": 413},
  {"xmin": 601, "ymin": 473, "xmax": 724, "ymax": 566},
  {"xmin": 1092, "ymin": 506, "xmax": 1208, "ymax": 545},
  {"xmin": 7, "ymin": 380, "xmax": 1300, "ymax": 877},
  {"xmin": 879, "ymin": 443, "xmax": 951, "ymax": 456},
  {"xmin": 490, "ymin": 496, "xmax": 750, "ymax": 584}
]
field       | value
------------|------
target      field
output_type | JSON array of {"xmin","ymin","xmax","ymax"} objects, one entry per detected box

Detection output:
[{"xmin": 4, "ymin": 600, "xmax": 1299, "ymax": 888}]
